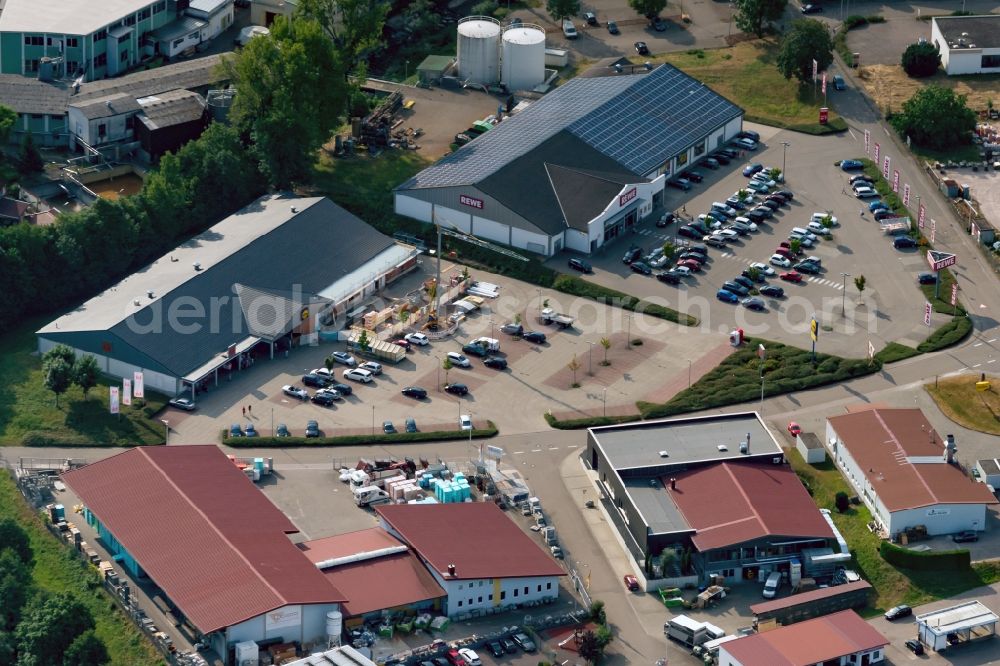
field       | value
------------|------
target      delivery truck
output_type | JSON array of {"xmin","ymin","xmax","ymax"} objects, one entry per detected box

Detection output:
[{"xmin": 353, "ymin": 486, "xmax": 391, "ymax": 507}]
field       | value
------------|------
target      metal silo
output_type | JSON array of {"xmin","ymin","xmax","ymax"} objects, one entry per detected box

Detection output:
[
  {"xmin": 457, "ymin": 16, "xmax": 501, "ymax": 84},
  {"xmin": 501, "ymin": 24, "xmax": 546, "ymax": 92}
]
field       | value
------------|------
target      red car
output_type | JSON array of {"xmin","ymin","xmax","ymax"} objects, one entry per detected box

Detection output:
[
  {"xmin": 446, "ymin": 649, "xmax": 468, "ymax": 666},
  {"xmin": 624, "ymin": 574, "xmax": 640, "ymax": 592},
  {"xmin": 393, "ymin": 338, "xmax": 411, "ymax": 350},
  {"xmin": 779, "ymin": 271, "xmax": 803, "ymax": 283},
  {"xmin": 677, "ymin": 259, "xmax": 702, "ymax": 272},
  {"xmin": 788, "ymin": 421, "xmax": 802, "ymax": 437}
]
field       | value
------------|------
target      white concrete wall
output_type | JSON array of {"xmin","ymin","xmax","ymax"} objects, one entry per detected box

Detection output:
[
  {"xmin": 394, "ymin": 194, "xmax": 433, "ymax": 222},
  {"xmin": 510, "ymin": 226, "xmax": 549, "ymax": 255},
  {"xmin": 931, "ymin": 20, "xmax": 949, "ymax": 69},
  {"xmin": 946, "ymin": 49, "xmax": 987, "ymax": 75},
  {"xmin": 725, "ymin": 116, "xmax": 743, "ymax": 143},
  {"xmin": 471, "ymin": 215, "xmax": 509, "ymax": 245},
  {"xmin": 719, "ymin": 643, "xmax": 883, "ymax": 665},
  {"xmin": 564, "ymin": 229, "xmax": 590, "ymax": 253},
  {"xmin": 432, "ymin": 205, "xmax": 471, "ymax": 234},
  {"xmin": 188, "ymin": 2, "xmax": 234, "ymax": 40},
  {"xmin": 440, "ymin": 575, "xmax": 559, "ymax": 616},
  {"xmin": 889, "ymin": 503, "xmax": 987, "ymax": 536}
]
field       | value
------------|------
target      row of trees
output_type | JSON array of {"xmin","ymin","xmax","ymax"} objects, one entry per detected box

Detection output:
[
  {"xmin": 545, "ymin": 0, "xmax": 669, "ymax": 21},
  {"xmin": 0, "ymin": 519, "xmax": 109, "ymax": 666},
  {"xmin": 41, "ymin": 344, "xmax": 100, "ymax": 406}
]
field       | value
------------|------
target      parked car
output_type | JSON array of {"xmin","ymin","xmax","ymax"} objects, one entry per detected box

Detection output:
[
  {"xmin": 742, "ymin": 162, "xmax": 764, "ymax": 176},
  {"xmin": 622, "ymin": 246, "xmax": 642, "ymax": 263},
  {"xmin": 794, "ymin": 261, "xmax": 821, "ymax": 275},
  {"xmin": 733, "ymin": 275, "xmax": 754, "ymax": 290},
  {"xmin": 275, "ymin": 423, "xmax": 290, "ymax": 437},
  {"xmin": 360, "ymin": 361, "xmax": 383, "ymax": 375},
  {"xmin": 606, "ymin": 20, "xmax": 619, "ymax": 34},
  {"xmin": 344, "ymin": 368, "xmax": 374, "ymax": 383},
  {"xmin": 668, "ymin": 178, "xmax": 691, "ymax": 191},
  {"xmin": 302, "ymin": 373, "xmax": 330, "ymax": 388},
  {"xmin": 512, "ymin": 633, "xmax": 536, "ymax": 652},
  {"xmin": 487, "ymin": 641, "xmax": 505, "ymax": 658},
  {"xmin": 703, "ymin": 157, "xmax": 721, "ymax": 170},
  {"xmin": 850, "ymin": 174, "xmax": 873, "ymax": 185},
  {"xmin": 811, "ymin": 212, "xmax": 839, "ymax": 226},
  {"xmin": 462, "ymin": 342, "xmax": 489, "ymax": 357},
  {"xmin": 904, "ymin": 639, "xmax": 925, "ymax": 655},
  {"xmin": 833, "ymin": 74, "xmax": 846, "ymax": 90},
  {"xmin": 703, "ymin": 233, "xmax": 726, "ymax": 249},
  {"xmin": 568, "ymin": 257, "xmax": 593, "ymax": 273},
  {"xmin": 722, "ymin": 280, "xmax": 749, "ymax": 296},
  {"xmin": 583, "ymin": 11, "xmax": 598, "ymax": 25},
  {"xmin": 917, "ymin": 272, "xmax": 938, "ymax": 285},
  {"xmin": 730, "ymin": 220, "xmax": 756, "ymax": 234},
  {"xmin": 484, "ymin": 356, "xmax": 508, "ymax": 370},
  {"xmin": 760, "ymin": 285, "xmax": 785, "ymax": 298},
  {"xmin": 405, "ymin": 332, "xmax": 429, "ymax": 346},
  {"xmin": 716, "ymin": 289, "xmax": 740, "ymax": 304},
  {"xmin": 523, "ymin": 331, "xmax": 546, "ymax": 344},
  {"xmin": 316, "ymin": 387, "xmax": 341, "ymax": 401},
  {"xmin": 311, "ymin": 392, "xmax": 336, "ymax": 406},
  {"xmin": 657, "ymin": 271, "xmax": 681, "ymax": 284},
  {"xmin": 874, "ymin": 209, "xmax": 897, "ymax": 221},
  {"xmin": 747, "ymin": 181, "xmax": 770, "ymax": 193},
  {"xmin": 855, "ymin": 186, "xmax": 879, "ymax": 198},
  {"xmin": 751, "ymin": 172, "xmax": 776, "ymax": 187},
  {"xmin": 282, "ymin": 384, "xmax": 309, "ymax": 400},
  {"xmin": 630, "ymin": 261, "xmax": 653, "ymax": 275},
  {"xmin": 760, "ymin": 199, "xmax": 782, "ymax": 211},
  {"xmin": 677, "ymin": 259, "xmax": 702, "ymax": 272},
  {"xmin": 746, "ymin": 210, "xmax": 767, "ymax": 223},
  {"xmin": 869, "ymin": 200, "xmax": 889, "ymax": 212},
  {"xmin": 840, "ymin": 159, "xmax": 864, "ymax": 171},
  {"xmin": 656, "ymin": 212, "xmax": 676, "ymax": 227},
  {"xmin": 893, "ymin": 236, "xmax": 917, "ymax": 249},
  {"xmin": 726, "ymin": 195, "xmax": 748, "ymax": 210},
  {"xmin": 711, "ymin": 152, "xmax": 731, "ymax": 165},
  {"xmin": 671, "ymin": 265, "xmax": 692, "ymax": 278},
  {"xmin": 751, "ymin": 205, "xmax": 773, "ymax": 219},
  {"xmin": 393, "ymin": 338, "xmax": 411, "ymax": 351},
  {"xmin": 787, "ymin": 421, "xmax": 802, "ymax": 437},
  {"xmin": 405, "ymin": 418, "xmax": 417, "ymax": 433},
  {"xmin": 801, "ymin": 3, "xmax": 822, "ymax": 13},
  {"xmin": 402, "ymin": 386, "xmax": 428, "ymax": 399},
  {"xmin": 678, "ymin": 251, "xmax": 705, "ymax": 264},
  {"xmin": 682, "ymin": 170, "xmax": 704, "ymax": 183},
  {"xmin": 770, "ymin": 254, "xmax": 792, "ymax": 268},
  {"xmin": 774, "ymin": 189, "xmax": 795, "ymax": 201},
  {"xmin": 331, "ymin": 351, "xmax": 356, "ymax": 366},
  {"xmin": 446, "ymin": 649, "xmax": 467, "ymax": 666},
  {"xmin": 445, "ymin": 383, "xmax": 469, "ymax": 396},
  {"xmin": 716, "ymin": 228, "xmax": 739, "ymax": 241},
  {"xmin": 446, "ymin": 351, "xmax": 471, "ymax": 367},
  {"xmin": 305, "ymin": 420, "xmax": 320, "ymax": 438},
  {"xmin": 229, "ymin": 424, "xmax": 244, "ymax": 437},
  {"xmin": 735, "ymin": 137, "xmax": 758, "ymax": 150},
  {"xmin": 780, "ymin": 271, "xmax": 804, "ymax": 283},
  {"xmin": 624, "ymin": 574, "xmax": 640, "ymax": 591},
  {"xmin": 712, "ymin": 201, "xmax": 738, "ymax": 217},
  {"xmin": 741, "ymin": 297, "xmax": 766, "ymax": 311},
  {"xmin": 460, "ymin": 414, "xmax": 473, "ymax": 431},
  {"xmin": 634, "ymin": 41, "xmax": 649, "ymax": 55},
  {"xmin": 765, "ymin": 194, "xmax": 788, "ymax": 207},
  {"xmin": 884, "ymin": 605, "xmax": 912, "ymax": 621},
  {"xmin": 500, "ymin": 637, "xmax": 518, "ymax": 654},
  {"xmin": 458, "ymin": 648, "xmax": 481, "ymax": 666},
  {"xmin": 330, "ymin": 382, "xmax": 352, "ymax": 396},
  {"xmin": 677, "ymin": 225, "xmax": 701, "ymax": 239},
  {"xmin": 953, "ymin": 531, "xmax": 979, "ymax": 543},
  {"xmin": 501, "ymin": 322, "xmax": 524, "ymax": 335},
  {"xmin": 382, "ymin": 420, "xmax": 397, "ymax": 435},
  {"xmin": 168, "ymin": 397, "xmax": 196, "ymax": 411}
]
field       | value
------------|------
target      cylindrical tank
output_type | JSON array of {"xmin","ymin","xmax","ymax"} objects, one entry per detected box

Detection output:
[
  {"xmin": 326, "ymin": 610, "xmax": 343, "ymax": 645},
  {"xmin": 501, "ymin": 24, "xmax": 546, "ymax": 91},
  {"xmin": 457, "ymin": 16, "xmax": 501, "ymax": 84}
]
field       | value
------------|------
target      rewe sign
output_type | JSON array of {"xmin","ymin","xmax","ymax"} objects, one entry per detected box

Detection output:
[
  {"xmin": 619, "ymin": 187, "xmax": 638, "ymax": 207},
  {"xmin": 459, "ymin": 194, "xmax": 484, "ymax": 210}
]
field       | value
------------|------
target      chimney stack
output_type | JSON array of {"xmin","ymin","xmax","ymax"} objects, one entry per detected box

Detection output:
[
  {"xmin": 945, "ymin": 434, "xmax": 957, "ymax": 464},
  {"xmin": 447, "ymin": 563, "xmax": 456, "ymax": 577},
  {"xmin": 670, "ymin": 478, "xmax": 676, "ymax": 490}
]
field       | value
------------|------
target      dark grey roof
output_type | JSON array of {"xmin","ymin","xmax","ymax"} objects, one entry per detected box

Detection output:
[
  {"xmin": 546, "ymin": 164, "xmax": 639, "ymax": 232},
  {"xmin": 137, "ymin": 89, "xmax": 206, "ymax": 129},
  {"xmin": 577, "ymin": 57, "xmax": 644, "ymax": 79},
  {"xmin": 234, "ymin": 284, "xmax": 331, "ymax": 340},
  {"xmin": 0, "ymin": 75, "xmax": 71, "ymax": 115},
  {"xmin": 398, "ymin": 63, "xmax": 742, "ymax": 191},
  {"xmin": 69, "ymin": 92, "xmax": 141, "ymax": 120},
  {"xmin": 75, "ymin": 53, "xmax": 225, "ymax": 103},
  {"xmin": 476, "ymin": 131, "xmax": 642, "ymax": 235},
  {"xmin": 934, "ymin": 15, "xmax": 1000, "ymax": 49},
  {"xmin": 625, "ymin": 479, "xmax": 692, "ymax": 535},
  {"xmin": 39, "ymin": 196, "xmax": 398, "ymax": 378},
  {"xmin": 149, "ymin": 16, "xmax": 206, "ymax": 42}
]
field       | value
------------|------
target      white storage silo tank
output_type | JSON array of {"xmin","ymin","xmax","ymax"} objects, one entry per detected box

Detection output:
[
  {"xmin": 501, "ymin": 24, "xmax": 546, "ymax": 92},
  {"xmin": 457, "ymin": 16, "xmax": 501, "ymax": 84},
  {"xmin": 326, "ymin": 610, "xmax": 343, "ymax": 646}
]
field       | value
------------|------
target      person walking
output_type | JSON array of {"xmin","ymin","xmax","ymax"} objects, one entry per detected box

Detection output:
[
  {"xmin": 859, "ymin": 208, "xmax": 865, "ymax": 218},
  {"xmin": 248, "ymin": 404, "xmax": 252, "ymax": 417},
  {"xmin": 242, "ymin": 406, "xmax": 246, "ymax": 417}
]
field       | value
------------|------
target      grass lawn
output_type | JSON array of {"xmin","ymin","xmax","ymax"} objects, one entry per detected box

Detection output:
[
  {"xmin": 658, "ymin": 41, "xmax": 847, "ymax": 134},
  {"xmin": 0, "ymin": 315, "xmax": 167, "ymax": 447},
  {"xmin": 926, "ymin": 374, "xmax": 1000, "ymax": 436},
  {"xmin": 0, "ymin": 474, "xmax": 163, "ymax": 665},
  {"xmin": 787, "ymin": 449, "xmax": 1000, "ymax": 614}
]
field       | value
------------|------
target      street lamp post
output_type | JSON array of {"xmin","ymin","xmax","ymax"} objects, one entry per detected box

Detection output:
[
  {"xmin": 271, "ymin": 408, "xmax": 274, "ymax": 437},
  {"xmin": 688, "ymin": 360, "xmax": 692, "ymax": 388},
  {"xmin": 602, "ymin": 388, "xmax": 607, "ymax": 417},
  {"xmin": 490, "ymin": 317, "xmax": 495, "ymax": 342},
  {"xmin": 161, "ymin": 419, "xmax": 169, "ymax": 445},
  {"xmin": 468, "ymin": 411, "xmax": 473, "ymax": 445},
  {"xmin": 371, "ymin": 405, "xmax": 375, "ymax": 435},
  {"xmin": 626, "ymin": 315, "xmax": 632, "ymax": 349},
  {"xmin": 840, "ymin": 272, "xmax": 851, "ymax": 316},
  {"xmin": 758, "ymin": 344, "xmax": 766, "ymax": 416},
  {"xmin": 588, "ymin": 342, "xmax": 595, "ymax": 376},
  {"xmin": 781, "ymin": 141, "xmax": 790, "ymax": 177},
  {"xmin": 537, "ymin": 288, "xmax": 543, "ymax": 318}
]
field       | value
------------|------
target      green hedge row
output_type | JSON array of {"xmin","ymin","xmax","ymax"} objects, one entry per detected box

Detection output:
[
  {"xmin": 543, "ymin": 412, "xmax": 642, "ymax": 430},
  {"xmin": 223, "ymin": 421, "xmax": 498, "ymax": 447},
  {"xmin": 637, "ymin": 338, "xmax": 880, "ymax": 419},
  {"xmin": 552, "ymin": 274, "xmax": 698, "ymax": 326},
  {"xmin": 917, "ymin": 315, "xmax": 973, "ymax": 353},
  {"xmin": 873, "ymin": 342, "xmax": 921, "ymax": 364},
  {"xmin": 879, "ymin": 541, "xmax": 971, "ymax": 570}
]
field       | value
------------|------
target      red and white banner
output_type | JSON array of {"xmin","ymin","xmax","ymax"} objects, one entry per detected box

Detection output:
[
  {"xmin": 918, "ymin": 202, "xmax": 926, "ymax": 228},
  {"xmin": 821, "ymin": 73, "xmax": 827, "ymax": 94},
  {"xmin": 951, "ymin": 283, "xmax": 958, "ymax": 307},
  {"xmin": 812, "ymin": 59, "xmax": 818, "ymax": 81},
  {"xmin": 931, "ymin": 219, "xmax": 937, "ymax": 244},
  {"xmin": 873, "ymin": 142, "xmax": 880, "ymax": 163},
  {"xmin": 882, "ymin": 155, "xmax": 891, "ymax": 179},
  {"xmin": 892, "ymin": 169, "xmax": 900, "ymax": 193},
  {"xmin": 903, "ymin": 183, "xmax": 910, "ymax": 207},
  {"xmin": 110, "ymin": 387, "xmax": 119, "ymax": 415},
  {"xmin": 924, "ymin": 302, "xmax": 932, "ymax": 326},
  {"xmin": 122, "ymin": 379, "xmax": 132, "ymax": 406},
  {"xmin": 864, "ymin": 129, "xmax": 871, "ymax": 155},
  {"xmin": 133, "ymin": 371, "xmax": 144, "ymax": 398}
]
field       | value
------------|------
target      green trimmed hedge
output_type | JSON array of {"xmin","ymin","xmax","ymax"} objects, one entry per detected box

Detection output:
[
  {"xmin": 637, "ymin": 338, "xmax": 880, "ymax": 419},
  {"xmin": 223, "ymin": 421, "xmax": 498, "ymax": 447},
  {"xmin": 543, "ymin": 412, "xmax": 642, "ymax": 430},
  {"xmin": 880, "ymin": 541, "xmax": 971, "ymax": 570},
  {"xmin": 552, "ymin": 274, "xmax": 698, "ymax": 326},
  {"xmin": 918, "ymin": 315, "xmax": 973, "ymax": 353},
  {"xmin": 873, "ymin": 342, "xmax": 921, "ymax": 364}
]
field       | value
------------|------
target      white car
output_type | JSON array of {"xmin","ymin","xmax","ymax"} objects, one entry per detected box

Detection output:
[
  {"xmin": 807, "ymin": 221, "xmax": 827, "ymax": 234},
  {"xmin": 458, "ymin": 648, "xmax": 482, "ymax": 666},
  {"xmin": 789, "ymin": 232, "xmax": 815, "ymax": 247},
  {"xmin": 749, "ymin": 261, "xmax": 776, "ymax": 276},
  {"xmin": 811, "ymin": 212, "xmax": 839, "ymax": 226},
  {"xmin": 711, "ymin": 202, "xmax": 737, "ymax": 217},
  {"xmin": 168, "ymin": 397, "xmax": 196, "ymax": 411},
  {"xmin": 359, "ymin": 361, "xmax": 382, "ymax": 375},
  {"xmin": 650, "ymin": 254, "xmax": 670, "ymax": 268},
  {"xmin": 405, "ymin": 332, "xmax": 429, "ymax": 346},
  {"xmin": 733, "ymin": 191, "xmax": 756, "ymax": 205},
  {"xmin": 460, "ymin": 414, "xmax": 473, "ymax": 431},
  {"xmin": 698, "ymin": 214, "xmax": 724, "ymax": 229},
  {"xmin": 315, "ymin": 387, "xmax": 342, "ymax": 400},
  {"xmin": 770, "ymin": 254, "xmax": 792, "ymax": 268},
  {"xmin": 790, "ymin": 227, "xmax": 818, "ymax": 242},
  {"xmin": 735, "ymin": 137, "xmax": 757, "ymax": 150},
  {"xmin": 733, "ymin": 216, "xmax": 758, "ymax": 232},
  {"xmin": 716, "ymin": 228, "xmax": 739, "ymax": 240},
  {"xmin": 805, "ymin": 255, "xmax": 822, "ymax": 266},
  {"xmin": 343, "ymin": 368, "xmax": 374, "ymax": 383},
  {"xmin": 751, "ymin": 172, "xmax": 777, "ymax": 187},
  {"xmin": 855, "ymin": 187, "xmax": 879, "ymax": 199},
  {"xmin": 282, "ymin": 385, "xmax": 309, "ymax": 400},
  {"xmin": 446, "ymin": 351, "xmax": 471, "ymax": 368},
  {"xmin": 330, "ymin": 351, "xmax": 356, "ymax": 366},
  {"xmin": 671, "ymin": 265, "xmax": 693, "ymax": 277},
  {"xmin": 313, "ymin": 367, "xmax": 334, "ymax": 379}
]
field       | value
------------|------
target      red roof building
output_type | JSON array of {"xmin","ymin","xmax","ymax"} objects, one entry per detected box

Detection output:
[
  {"xmin": 718, "ymin": 610, "xmax": 888, "ymax": 666},
  {"xmin": 376, "ymin": 503, "xmax": 565, "ymax": 617},
  {"xmin": 665, "ymin": 462, "xmax": 834, "ymax": 552},
  {"xmin": 297, "ymin": 529, "xmax": 445, "ymax": 619},
  {"xmin": 827, "ymin": 408, "xmax": 996, "ymax": 537},
  {"xmin": 62, "ymin": 446, "xmax": 345, "ymax": 647}
]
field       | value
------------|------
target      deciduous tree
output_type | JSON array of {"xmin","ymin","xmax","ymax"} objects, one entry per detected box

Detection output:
[
  {"xmin": 0, "ymin": 104, "xmax": 16, "ymax": 144},
  {"xmin": 890, "ymin": 85, "xmax": 976, "ymax": 151},
  {"xmin": 0, "ymin": 520, "xmax": 33, "ymax": 566},
  {"xmin": 628, "ymin": 0, "xmax": 667, "ymax": 19},
  {"xmin": 547, "ymin": 0, "xmax": 581, "ymax": 21},
  {"xmin": 294, "ymin": 0, "xmax": 388, "ymax": 62},
  {"xmin": 0, "ymin": 549, "xmax": 31, "ymax": 631},
  {"xmin": 568, "ymin": 354, "xmax": 581, "ymax": 387},
  {"xmin": 15, "ymin": 592, "xmax": 94, "ymax": 666},
  {"xmin": 854, "ymin": 274, "xmax": 866, "ymax": 296},
  {"xmin": 73, "ymin": 355, "xmax": 99, "ymax": 398},
  {"xmin": 600, "ymin": 337, "xmax": 611, "ymax": 366},
  {"xmin": 62, "ymin": 630, "xmax": 109, "ymax": 666},
  {"xmin": 43, "ymin": 358, "xmax": 72, "ymax": 407},
  {"xmin": 776, "ymin": 18, "xmax": 834, "ymax": 84},
  {"xmin": 17, "ymin": 135, "xmax": 44, "ymax": 173},
  {"xmin": 576, "ymin": 629, "xmax": 603, "ymax": 664},
  {"xmin": 734, "ymin": 0, "xmax": 787, "ymax": 37},
  {"xmin": 901, "ymin": 41, "xmax": 941, "ymax": 78}
]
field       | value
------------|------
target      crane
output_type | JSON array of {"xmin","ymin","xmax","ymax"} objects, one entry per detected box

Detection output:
[{"xmin": 431, "ymin": 213, "xmax": 529, "ymax": 323}]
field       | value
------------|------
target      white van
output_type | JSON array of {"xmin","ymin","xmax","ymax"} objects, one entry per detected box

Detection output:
[
  {"xmin": 562, "ymin": 19, "xmax": 578, "ymax": 38},
  {"xmin": 790, "ymin": 227, "xmax": 817, "ymax": 241},
  {"xmin": 471, "ymin": 337, "xmax": 500, "ymax": 352},
  {"xmin": 343, "ymin": 367, "xmax": 374, "ymax": 383},
  {"xmin": 762, "ymin": 571, "xmax": 781, "ymax": 598}
]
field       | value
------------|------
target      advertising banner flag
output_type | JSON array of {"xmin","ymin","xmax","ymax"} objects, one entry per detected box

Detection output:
[
  {"xmin": 918, "ymin": 202, "xmax": 926, "ymax": 228},
  {"xmin": 903, "ymin": 184, "xmax": 910, "ymax": 206},
  {"xmin": 133, "ymin": 371, "xmax": 144, "ymax": 398},
  {"xmin": 812, "ymin": 59, "xmax": 818, "ymax": 80},
  {"xmin": 873, "ymin": 142, "xmax": 880, "ymax": 163},
  {"xmin": 951, "ymin": 283, "xmax": 958, "ymax": 307},
  {"xmin": 110, "ymin": 387, "xmax": 119, "ymax": 415},
  {"xmin": 864, "ymin": 129, "xmax": 871, "ymax": 154},
  {"xmin": 931, "ymin": 219, "xmax": 937, "ymax": 243},
  {"xmin": 892, "ymin": 169, "xmax": 900, "ymax": 193},
  {"xmin": 122, "ymin": 379, "xmax": 132, "ymax": 406},
  {"xmin": 924, "ymin": 302, "xmax": 932, "ymax": 326},
  {"xmin": 882, "ymin": 155, "xmax": 891, "ymax": 179},
  {"xmin": 821, "ymin": 72, "xmax": 827, "ymax": 94}
]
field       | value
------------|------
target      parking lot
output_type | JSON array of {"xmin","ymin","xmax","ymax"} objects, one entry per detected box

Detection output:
[{"xmin": 555, "ymin": 122, "xmax": 950, "ymax": 359}]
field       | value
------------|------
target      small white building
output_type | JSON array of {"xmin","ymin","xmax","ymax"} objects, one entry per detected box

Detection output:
[
  {"xmin": 931, "ymin": 15, "xmax": 1000, "ymax": 75},
  {"xmin": 975, "ymin": 458, "xmax": 1000, "ymax": 488},
  {"xmin": 826, "ymin": 408, "xmax": 997, "ymax": 539},
  {"xmin": 916, "ymin": 601, "xmax": 998, "ymax": 651},
  {"xmin": 147, "ymin": 16, "xmax": 207, "ymax": 59},
  {"xmin": 376, "ymin": 503, "xmax": 565, "ymax": 617},
  {"xmin": 186, "ymin": 0, "xmax": 235, "ymax": 42},
  {"xmin": 796, "ymin": 432, "xmax": 826, "ymax": 465}
]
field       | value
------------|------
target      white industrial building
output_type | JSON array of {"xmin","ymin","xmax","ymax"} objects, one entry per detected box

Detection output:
[
  {"xmin": 826, "ymin": 408, "xmax": 997, "ymax": 539},
  {"xmin": 185, "ymin": 0, "xmax": 234, "ymax": 42},
  {"xmin": 376, "ymin": 503, "xmax": 565, "ymax": 617},
  {"xmin": 931, "ymin": 15, "xmax": 1000, "ymax": 75},
  {"xmin": 394, "ymin": 62, "xmax": 744, "ymax": 257},
  {"xmin": 916, "ymin": 601, "xmax": 998, "ymax": 651}
]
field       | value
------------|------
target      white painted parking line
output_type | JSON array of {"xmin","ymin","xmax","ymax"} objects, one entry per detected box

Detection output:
[
  {"xmin": 531, "ymin": 448, "xmax": 543, "ymax": 452},
  {"xmin": 549, "ymin": 447, "xmax": 560, "ymax": 450},
  {"xmin": 974, "ymin": 363, "xmax": 983, "ymax": 368},
  {"xmin": 513, "ymin": 451, "xmax": 524, "ymax": 455},
  {"xmin": 989, "ymin": 359, "xmax": 997, "ymax": 364},
  {"xmin": 958, "ymin": 367, "xmax": 968, "ymax": 372},
  {"xmin": 975, "ymin": 342, "xmax": 984, "ymax": 347},
  {"xmin": 990, "ymin": 338, "xmax": 998, "ymax": 343}
]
